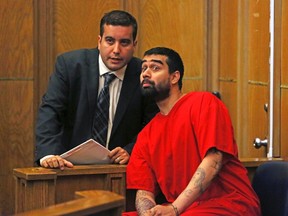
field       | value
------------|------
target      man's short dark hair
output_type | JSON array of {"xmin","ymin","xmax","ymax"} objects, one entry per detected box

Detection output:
[
  {"xmin": 144, "ymin": 47, "xmax": 184, "ymax": 89},
  {"xmin": 100, "ymin": 10, "xmax": 138, "ymax": 41}
]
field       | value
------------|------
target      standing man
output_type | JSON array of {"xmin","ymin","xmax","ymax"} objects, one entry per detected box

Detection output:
[
  {"xmin": 35, "ymin": 10, "xmax": 158, "ymax": 170},
  {"xmin": 124, "ymin": 47, "xmax": 260, "ymax": 215}
]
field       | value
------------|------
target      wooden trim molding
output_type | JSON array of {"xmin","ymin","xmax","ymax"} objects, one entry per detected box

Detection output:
[{"xmin": 33, "ymin": 0, "xmax": 54, "ymax": 117}]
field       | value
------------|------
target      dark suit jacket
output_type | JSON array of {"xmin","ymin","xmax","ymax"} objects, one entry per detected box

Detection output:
[{"xmin": 35, "ymin": 48, "xmax": 158, "ymax": 164}]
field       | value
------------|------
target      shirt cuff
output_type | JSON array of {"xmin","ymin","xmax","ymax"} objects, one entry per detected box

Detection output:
[{"xmin": 40, "ymin": 155, "xmax": 54, "ymax": 166}]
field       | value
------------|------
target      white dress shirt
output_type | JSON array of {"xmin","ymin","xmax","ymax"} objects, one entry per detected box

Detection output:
[{"xmin": 98, "ymin": 55, "xmax": 126, "ymax": 148}]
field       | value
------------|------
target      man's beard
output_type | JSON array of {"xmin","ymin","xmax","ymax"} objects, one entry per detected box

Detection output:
[{"xmin": 141, "ymin": 78, "xmax": 170, "ymax": 102}]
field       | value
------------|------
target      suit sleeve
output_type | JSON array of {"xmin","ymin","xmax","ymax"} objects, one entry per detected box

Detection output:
[
  {"xmin": 123, "ymin": 97, "xmax": 159, "ymax": 155},
  {"xmin": 35, "ymin": 54, "xmax": 70, "ymax": 164}
]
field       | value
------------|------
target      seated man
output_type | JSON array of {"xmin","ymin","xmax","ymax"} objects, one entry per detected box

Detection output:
[{"xmin": 124, "ymin": 47, "xmax": 261, "ymax": 215}]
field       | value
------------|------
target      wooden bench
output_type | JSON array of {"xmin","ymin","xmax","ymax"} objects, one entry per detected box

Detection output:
[
  {"xmin": 15, "ymin": 190, "xmax": 124, "ymax": 216},
  {"xmin": 13, "ymin": 165, "xmax": 126, "ymax": 213}
]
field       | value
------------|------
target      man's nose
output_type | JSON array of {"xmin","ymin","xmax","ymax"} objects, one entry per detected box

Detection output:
[
  {"xmin": 113, "ymin": 43, "xmax": 120, "ymax": 54},
  {"xmin": 141, "ymin": 68, "xmax": 151, "ymax": 78}
]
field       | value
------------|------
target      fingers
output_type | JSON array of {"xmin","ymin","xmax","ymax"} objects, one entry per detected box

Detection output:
[
  {"xmin": 42, "ymin": 156, "xmax": 73, "ymax": 170},
  {"xmin": 150, "ymin": 205, "xmax": 175, "ymax": 216},
  {"xmin": 109, "ymin": 147, "xmax": 130, "ymax": 164},
  {"xmin": 115, "ymin": 155, "xmax": 129, "ymax": 164}
]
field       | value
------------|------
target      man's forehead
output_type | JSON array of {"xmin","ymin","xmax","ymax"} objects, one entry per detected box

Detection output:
[
  {"xmin": 142, "ymin": 55, "xmax": 167, "ymax": 64},
  {"xmin": 102, "ymin": 24, "xmax": 133, "ymax": 38}
]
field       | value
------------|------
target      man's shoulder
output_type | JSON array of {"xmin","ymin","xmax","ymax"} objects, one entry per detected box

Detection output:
[
  {"xmin": 126, "ymin": 56, "xmax": 142, "ymax": 73},
  {"xmin": 187, "ymin": 91, "xmax": 219, "ymax": 100},
  {"xmin": 58, "ymin": 48, "xmax": 98, "ymax": 60}
]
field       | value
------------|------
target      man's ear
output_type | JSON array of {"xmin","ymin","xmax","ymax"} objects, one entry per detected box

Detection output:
[
  {"xmin": 171, "ymin": 71, "xmax": 180, "ymax": 85},
  {"xmin": 133, "ymin": 40, "xmax": 138, "ymax": 47},
  {"xmin": 97, "ymin": 35, "xmax": 102, "ymax": 47}
]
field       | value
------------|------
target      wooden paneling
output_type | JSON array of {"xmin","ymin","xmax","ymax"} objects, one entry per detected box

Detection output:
[
  {"xmin": 281, "ymin": 0, "xmax": 288, "ymax": 156},
  {"xmin": 248, "ymin": 85, "xmax": 269, "ymax": 157},
  {"xmin": 0, "ymin": 81, "xmax": 34, "ymax": 214},
  {"xmin": 129, "ymin": 0, "xmax": 207, "ymax": 92},
  {"xmin": 246, "ymin": 0, "xmax": 270, "ymax": 157},
  {"xmin": 281, "ymin": 91, "xmax": 288, "ymax": 156},
  {"xmin": 53, "ymin": 0, "xmax": 123, "ymax": 55},
  {"xmin": 0, "ymin": 0, "xmax": 34, "ymax": 215},
  {"xmin": 218, "ymin": 0, "xmax": 270, "ymax": 157},
  {"xmin": 0, "ymin": 0, "xmax": 34, "ymax": 78},
  {"xmin": 218, "ymin": 0, "xmax": 239, "ymax": 144}
]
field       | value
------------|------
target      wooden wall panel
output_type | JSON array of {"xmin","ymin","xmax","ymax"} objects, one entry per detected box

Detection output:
[
  {"xmin": 53, "ymin": 0, "xmax": 123, "ymax": 55},
  {"xmin": 246, "ymin": 0, "xmax": 270, "ymax": 157},
  {"xmin": 0, "ymin": 0, "xmax": 34, "ymax": 215},
  {"xmin": 248, "ymin": 85, "xmax": 269, "ymax": 157},
  {"xmin": 281, "ymin": 0, "xmax": 288, "ymax": 156},
  {"xmin": 281, "ymin": 91, "xmax": 288, "ymax": 156},
  {"xmin": 218, "ymin": 0, "xmax": 239, "ymax": 142},
  {"xmin": 0, "ymin": 82, "xmax": 34, "ymax": 214},
  {"xmin": 218, "ymin": 0, "xmax": 270, "ymax": 157},
  {"xmin": 219, "ymin": 82, "xmax": 238, "ymax": 136},
  {"xmin": 130, "ymin": 0, "xmax": 207, "ymax": 93},
  {"xmin": 0, "ymin": 0, "xmax": 33, "ymax": 77}
]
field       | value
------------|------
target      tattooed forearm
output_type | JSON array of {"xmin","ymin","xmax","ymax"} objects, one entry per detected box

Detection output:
[
  {"xmin": 208, "ymin": 148, "xmax": 223, "ymax": 176},
  {"xmin": 192, "ymin": 167, "xmax": 206, "ymax": 193},
  {"xmin": 136, "ymin": 190, "xmax": 156, "ymax": 215},
  {"xmin": 211, "ymin": 158, "xmax": 222, "ymax": 171}
]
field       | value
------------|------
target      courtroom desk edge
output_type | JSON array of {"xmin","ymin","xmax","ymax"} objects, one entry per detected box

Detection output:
[
  {"xmin": 13, "ymin": 164, "xmax": 127, "ymax": 180},
  {"xmin": 54, "ymin": 164, "xmax": 127, "ymax": 176},
  {"xmin": 240, "ymin": 157, "xmax": 284, "ymax": 167},
  {"xmin": 15, "ymin": 190, "xmax": 125, "ymax": 216}
]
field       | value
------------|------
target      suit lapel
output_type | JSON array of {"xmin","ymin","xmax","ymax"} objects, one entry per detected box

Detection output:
[
  {"xmin": 86, "ymin": 49, "xmax": 100, "ymax": 120},
  {"xmin": 111, "ymin": 58, "xmax": 140, "ymax": 135}
]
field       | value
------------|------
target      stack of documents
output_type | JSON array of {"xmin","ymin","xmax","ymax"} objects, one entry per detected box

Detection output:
[{"xmin": 60, "ymin": 139, "xmax": 111, "ymax": 164}]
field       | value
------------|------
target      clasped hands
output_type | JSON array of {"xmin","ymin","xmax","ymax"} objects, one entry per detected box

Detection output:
[
  {"xmin": 143, "ymin": 204, "xmax": 177, "ymax": 216},
  {"xmin": 41, "ymin": 147, "xmax": 129, "ymax": 170}
]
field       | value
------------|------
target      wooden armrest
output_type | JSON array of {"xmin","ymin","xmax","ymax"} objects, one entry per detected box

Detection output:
[{"xmin": 15, "ymin": 190, "xmax": 125, "ymax": 216}]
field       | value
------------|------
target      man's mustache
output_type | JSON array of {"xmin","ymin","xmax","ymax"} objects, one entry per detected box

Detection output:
[{"xmin": 141, "ymin": 78, "xmax": 155, "ymax": 86}]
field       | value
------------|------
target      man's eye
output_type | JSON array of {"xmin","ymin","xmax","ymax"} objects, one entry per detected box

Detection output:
[
  {"xmin": 141, "ymin": 66, "xmax": 147, "ymax": 72},
  {"xmin": 121, "ymin": 40, "xmax": 131, "ymax": 47},
  {"xmin": 152, "ymin": 66, "xmax": 159, "ymax": 71},
  {"xmin": 106, "ymin": 38, "xmax": 114, "ymax": 44}
]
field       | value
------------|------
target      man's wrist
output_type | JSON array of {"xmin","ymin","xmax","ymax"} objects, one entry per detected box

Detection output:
[
  {"xmin": 39, "ymin": 155, "xmax": 54, "ymax": 166},
  {"xmin": 171, "ymin": 203, "xmax": 180, "ymax": 216}
]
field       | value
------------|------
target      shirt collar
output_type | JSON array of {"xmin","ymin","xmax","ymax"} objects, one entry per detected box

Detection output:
[{"xmin": 98, "ymin": 55, "xmax": 126, "ymax": 81}]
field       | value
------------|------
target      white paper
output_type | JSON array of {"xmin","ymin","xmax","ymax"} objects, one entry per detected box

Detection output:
[{"xmin": 60, "ymin": 139, "xmax": 111, "ymax": 165}]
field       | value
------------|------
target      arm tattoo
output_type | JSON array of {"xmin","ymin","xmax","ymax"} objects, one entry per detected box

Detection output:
[
  {"xmin": 192, "ymin": 167, "xmax": 206, "ymax": 193},
  {"xmin": 182, "ymin": 167, "xmax": 206, "ymax": 198},
  {"xmin": 208, "ymin": 148, "xmax": 223, "ymax": 176},
  {"xmin": 136, "ymin": 190, "xmax": 155, "ymax": 215},
  {"xmin": 182, "ymin": 149, "xmax": 223, "ymax": 200}
]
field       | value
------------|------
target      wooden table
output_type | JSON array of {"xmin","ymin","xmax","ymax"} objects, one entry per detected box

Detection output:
[{"xmin": 13, "ymin": 164, "xmax": 126, "ymax": 213}]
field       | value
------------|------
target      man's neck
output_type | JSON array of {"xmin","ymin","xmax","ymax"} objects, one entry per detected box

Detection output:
[{"xmin": 157, "ymin": 90, "xmax": 183, "ymax": 115}]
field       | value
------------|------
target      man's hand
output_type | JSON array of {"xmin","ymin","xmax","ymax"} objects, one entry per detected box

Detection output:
[
  {"xmin": 109, "ymin": 147, "xmax": 130, "ymax": 164},
  {"xmin": 149, "ymin": 204, "xmax": 176, "ymax": 216},
  {"xmin": 41, "ymin": 155, "xmax": 74, "ymax": 170}
]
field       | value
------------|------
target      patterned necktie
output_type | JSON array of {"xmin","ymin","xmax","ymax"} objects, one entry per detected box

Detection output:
[{"xmin": 92, "ymin": 73, "xmax": 116, "ymax": 146}]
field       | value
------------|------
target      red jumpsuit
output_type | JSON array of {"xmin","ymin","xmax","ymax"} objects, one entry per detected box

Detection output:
[{"xmin": 124, "ymin": 92, "xmax": 260, "ymax": 216}]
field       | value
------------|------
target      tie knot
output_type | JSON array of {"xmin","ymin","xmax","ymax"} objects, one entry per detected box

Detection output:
[{"xmin": 104, "ymin": 73, "xmax": 116, "ymax": 87}]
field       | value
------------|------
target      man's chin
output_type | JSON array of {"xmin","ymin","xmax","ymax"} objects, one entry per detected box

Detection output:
[
  {"xmin": 106, "ymin": 62, "xmax": 125, "ymax": 71},
  {"xmin": 141, "ymin": 88, "xmax": 156, "ymax": 98}
]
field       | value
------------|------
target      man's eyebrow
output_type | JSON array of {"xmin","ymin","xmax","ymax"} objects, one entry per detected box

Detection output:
[{"xmin": 141, "ymin": 59, "xmax": 164, "ymax": 65}]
